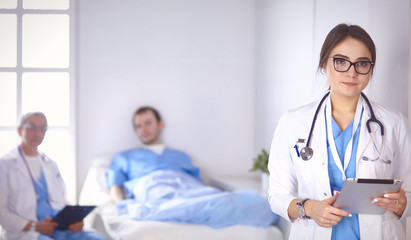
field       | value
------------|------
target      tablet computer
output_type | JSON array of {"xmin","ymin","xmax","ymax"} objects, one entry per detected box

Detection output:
[
  {"xmin": 333, "ymin": 178, "xmax": 403, "ymax": 215},
  {"xmin": 53, "ymin": 205, "xmax": 96, "ymax": 230}
]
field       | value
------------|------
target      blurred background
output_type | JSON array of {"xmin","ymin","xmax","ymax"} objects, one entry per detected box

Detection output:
[{"xmin": 0, "ymin": 0, "xmax": 409, "ymax": 203}]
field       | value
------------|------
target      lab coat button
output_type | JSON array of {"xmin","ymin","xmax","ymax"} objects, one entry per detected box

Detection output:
[
  {"xmin": 324, "ymin": 192, "xmax": 327, "ymax": 196},
  {"xmin": 322, "ymin": 162, "xmax": 325, "ymax": 166}
]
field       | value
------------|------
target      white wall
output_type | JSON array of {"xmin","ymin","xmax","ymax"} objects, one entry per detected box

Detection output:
[
  {"xmin": 255, "ymin": 0, "xmax": 317, "ymax": 151},
  {"xmin": 77, "ymin": 0, "xmax": 257, "ymax": 194},
  {"xmin": 409, "ymin": 1, "xmax": 411, "ymax": 125},
  {"xmin": 256, "ymin": 0, "xmax": 410, "ymax": 151}
]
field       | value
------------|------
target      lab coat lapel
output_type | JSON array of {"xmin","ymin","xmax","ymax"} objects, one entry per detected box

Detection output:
[
  {"xmin": 310, "ymin": 101, "xmax": 332, "ymax": 197},
  {"xmin": 13, "ymin": 150, "xmax": 33, "ymax": 182},
  {"xmin": 40, "ymin": 154, "xmax": 60, "ymax": 199}
]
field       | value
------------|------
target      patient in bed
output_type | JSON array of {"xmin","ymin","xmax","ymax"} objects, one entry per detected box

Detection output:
[{"xmin": 106, "ymin": 106, "xmax": 278, "ymax": 228}]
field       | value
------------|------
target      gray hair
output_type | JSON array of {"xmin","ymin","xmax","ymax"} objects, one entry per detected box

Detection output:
[{"xmin": 19, "ymin": 112, "xmax": 47, "ymax": 128}]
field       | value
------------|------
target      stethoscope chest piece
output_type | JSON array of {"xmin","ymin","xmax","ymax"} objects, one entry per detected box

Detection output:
[{"xmin": 300, "ymin": 147, "xmax": 313, "ymax": 161}]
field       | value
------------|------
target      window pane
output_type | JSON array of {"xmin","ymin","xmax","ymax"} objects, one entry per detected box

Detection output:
[
  {"xmin": 0, "ymin": 14, "xmax": 17, "ymax": 67},
  {"xmin": 22, "ymin": 14, "xmax": 69, "ymax": 68},
  {"xmin": 39, "ymin": 130, "xmax": 70, "ymax": 179},
  {"xmin": 0, "ymin": 0, "xmax": 17, "ymax": 9},
  {"xmin": 0, "ymin": 73, "xmax": 17, "ymax": 126},
  {"xmin": 39, "ymin": 129, "xmax": 75, "ymax": 203},
  {"xmin": 23, "ymin": 0, "xmax": 69, "ymax": 10},
  {"xmin": 0, "ymin": 131, "xmax": 19, "ymax": 157},
  {"xmin": 22, "ymin": 72, "xmax": 70, "ymax": 126}
]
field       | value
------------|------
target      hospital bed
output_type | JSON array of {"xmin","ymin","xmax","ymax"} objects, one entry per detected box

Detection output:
[{"xmin": 79, "ymin": 154, "xmax": 286, "ymax": 240}]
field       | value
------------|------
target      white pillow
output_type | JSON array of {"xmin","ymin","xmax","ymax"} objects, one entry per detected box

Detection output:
[{"xmin": 79, "ymin": 154, "xmax": 113, "ymax": 205}]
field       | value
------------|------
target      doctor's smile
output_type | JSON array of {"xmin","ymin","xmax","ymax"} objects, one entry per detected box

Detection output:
[
  {"xmin": 267, "ymin": 23, "xmax": 411, "ymax": 240},
  {"xmin": 341, "ymin": 82, "xmax": 358, "ymax": 87}
]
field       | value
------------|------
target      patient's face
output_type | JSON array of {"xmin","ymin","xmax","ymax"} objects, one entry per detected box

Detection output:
[{"xmin": 134, "ymin": 110, "xmax": 164, "ymax": 145}]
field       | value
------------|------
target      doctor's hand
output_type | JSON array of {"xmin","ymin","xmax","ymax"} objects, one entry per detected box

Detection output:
[
  {"xmin": 68, "ymin": 220, "xmax": 84, "ymax": 233},
  {"xmin": 305, "ymin": 193, "xmax": 352, "ymax": 228},
  {"xmin": 37, "ymin": 217, "xmax": 58, "ymax": 236},
  {"xmin": 371, "ymin": 188, "xmax": 407, "ymax": 217}
]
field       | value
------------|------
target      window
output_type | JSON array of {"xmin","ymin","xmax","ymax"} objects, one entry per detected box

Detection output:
[{"xmin": 0, "ymin": 0, "xmax": 76, "ymax": 203}]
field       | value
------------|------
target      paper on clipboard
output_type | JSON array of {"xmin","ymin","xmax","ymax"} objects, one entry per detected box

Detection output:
[{"xmin": 333, "ymin": 178, "xmax": 403, "ymax": 214}]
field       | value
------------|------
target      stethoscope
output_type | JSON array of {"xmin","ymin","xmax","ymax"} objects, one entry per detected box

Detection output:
[
  {"xmin": 18, "ymin": 146, "xmax": 46, "ymax": 199},
  {"xmin": 299, "ymin": 92, "xmax": 387, "ymax": 163}
]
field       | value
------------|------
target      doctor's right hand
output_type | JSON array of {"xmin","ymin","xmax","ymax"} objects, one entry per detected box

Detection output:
[
  {"xmin": 36, "ymin": 217, "xmax": 58, "ymax": 236},
  {"xmin": 304, "ymin": 193, "xmax": 352, "ymax": 228}
]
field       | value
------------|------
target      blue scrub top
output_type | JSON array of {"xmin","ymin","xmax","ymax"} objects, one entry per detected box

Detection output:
[
  {"xmin": 34, "ymin": 172, "xmax": 59, "ymax": 221},
  {"xmin": 327, "ymin": 113, "xmax": 362, "ymax": 240}
]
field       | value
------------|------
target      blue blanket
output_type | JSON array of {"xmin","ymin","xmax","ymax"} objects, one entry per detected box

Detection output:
[{"xmin": 117, "ymin": 170, "xmax": 279, "ymax": 228}]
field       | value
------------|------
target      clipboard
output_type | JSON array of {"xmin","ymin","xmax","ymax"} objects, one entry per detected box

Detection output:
[
  {"xmin": 53, "ymin": 205, "xmax": 96, "ymax": 230},
  {"xmin": 333, "ymin": 178, "xmax": 403, "ymax": 214}
]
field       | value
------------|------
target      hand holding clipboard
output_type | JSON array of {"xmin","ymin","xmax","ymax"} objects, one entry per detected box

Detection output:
[{"xmin": 52, "ymin": 205, "xmax": 96, "ymax": 230}]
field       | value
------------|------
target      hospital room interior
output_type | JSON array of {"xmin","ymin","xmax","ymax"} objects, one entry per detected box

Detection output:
[{"xmin": 0, "ymin": 0, "xmax": 410, "ymax": 239}]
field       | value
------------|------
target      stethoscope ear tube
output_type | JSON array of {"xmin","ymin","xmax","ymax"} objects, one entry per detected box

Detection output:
[
  {"xmin": 300, "ymin": 91, "xmax": 330, "ymax": 160},
  {"xmin": 361, "ymin": 92, "xmax": 384, "ymax": 136}
]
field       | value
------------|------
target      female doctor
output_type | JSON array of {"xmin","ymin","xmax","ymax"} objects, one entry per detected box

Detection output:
[{"xmin": 268, "ymin": 24, "xmax": 411, "ymax": 240}]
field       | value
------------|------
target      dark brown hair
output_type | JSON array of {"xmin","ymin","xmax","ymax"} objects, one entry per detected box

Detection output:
[
  {"xmin": 132, "ymin": 106, "xmax": 162, "ymax": 129},
  {"xmin": 318, "ymin": 24, "xmax": 376, "ymax": 73}
]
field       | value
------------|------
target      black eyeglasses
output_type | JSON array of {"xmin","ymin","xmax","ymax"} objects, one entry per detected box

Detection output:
[
  {"xmin": 22, "ymin": 124, "xmax": 48, "ymax": 132},
  {"xmin": 331, "ymin": 58, "xmax": 374, "ymax": 75}
]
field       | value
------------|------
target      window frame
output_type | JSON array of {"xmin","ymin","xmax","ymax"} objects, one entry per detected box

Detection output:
[{"xmin": 0, "ymin": 0, "xmax": 77, "ymax": 203}]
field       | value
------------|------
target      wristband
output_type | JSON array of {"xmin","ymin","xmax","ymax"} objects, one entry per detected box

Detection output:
[
  {"xmin": 29, "ymin": 222, "xmax": 37, "ymax": 232},
  {"xmin": 297, "ymin": 198, "xmax": 310, "ymax": 219}
]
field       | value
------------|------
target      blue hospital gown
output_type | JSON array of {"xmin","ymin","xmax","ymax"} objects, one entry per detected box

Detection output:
[
  {"xmin": 106, "ymin": 148, "xmax": 201, "ymax": 198},
  {"xmin": 106, "ymin": 148, "xmax": 278, "ymax": 228}
]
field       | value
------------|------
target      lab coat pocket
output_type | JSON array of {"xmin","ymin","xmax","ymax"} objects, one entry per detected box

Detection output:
[
  {"xmin": 381, "ymin": 213, "xmax": 404, "ymax": 240},
  {"xmin": 358, "ymin": 150, "xmax": 392, "ymax": 179},
  {"xmin": 292, "ymin": 155, "xmax": 313, "ymax": 189}
]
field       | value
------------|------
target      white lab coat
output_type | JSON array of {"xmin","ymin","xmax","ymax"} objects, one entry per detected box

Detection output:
[
  {"xmin": 0, "ymin": 147, "xmax": 66, "ymax": 240},
  {"xmin": 268, "ymin": 95, "xmax": 411, "ymax": 240}
]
